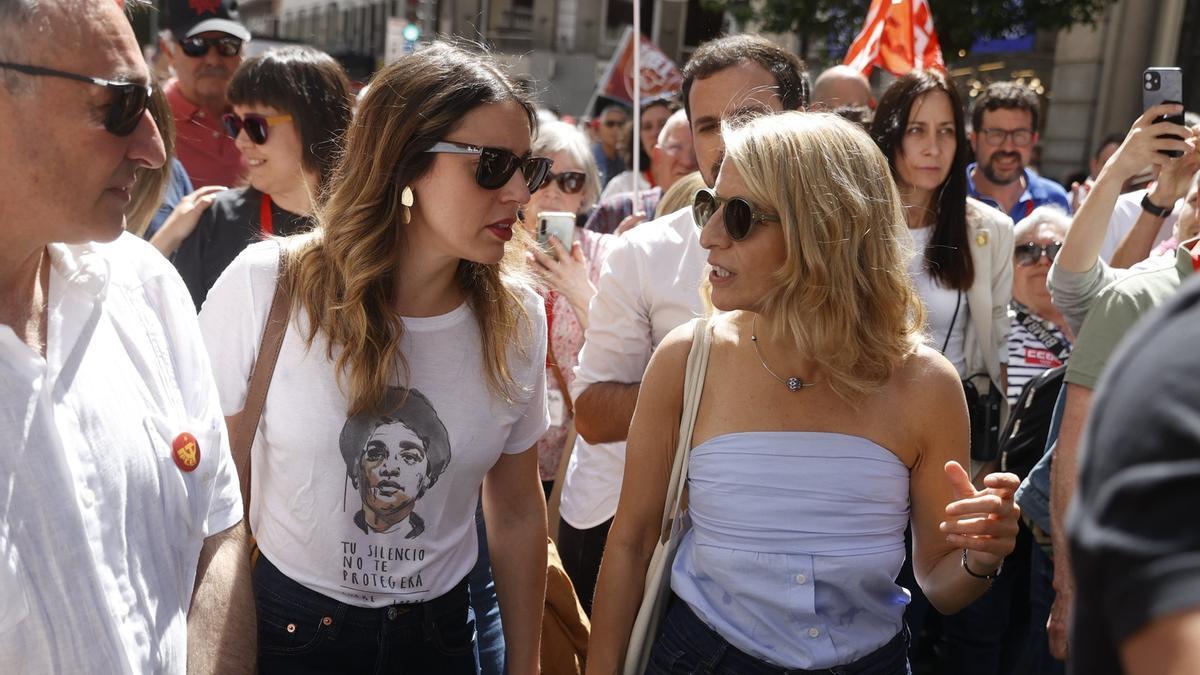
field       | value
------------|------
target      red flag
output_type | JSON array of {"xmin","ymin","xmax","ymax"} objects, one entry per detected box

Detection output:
[
  {"xmin": 844, "ymin": 0, "xmax": 946, "ymax": 77},
  {"xmin": 595, "ymin": 27, "xmax": 684, "ymax": 106}
]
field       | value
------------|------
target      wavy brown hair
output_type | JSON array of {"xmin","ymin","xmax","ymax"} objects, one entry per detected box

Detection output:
[
  {"xmin": 723, "ymin": 112, "xmax": 925, "ymax": 400},
  {"xmin": 284, "ymin": 42, "xmax": 538, "ymax": 417}
]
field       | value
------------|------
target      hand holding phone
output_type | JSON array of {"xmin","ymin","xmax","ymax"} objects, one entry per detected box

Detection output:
[{"xmin": 1143, "ymin": 67, "xmax": 1186, "ymax": 158}]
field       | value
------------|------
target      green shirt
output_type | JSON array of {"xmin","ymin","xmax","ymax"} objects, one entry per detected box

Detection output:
[{"xmin": 1065, "ymin": 241, "xmax": 1198, "ymax": 390}]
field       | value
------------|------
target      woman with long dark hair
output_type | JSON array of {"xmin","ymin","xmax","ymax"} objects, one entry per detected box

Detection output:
[{"xmin": 198, "ymin": 43, "xmax": 553, "ymax": 674}]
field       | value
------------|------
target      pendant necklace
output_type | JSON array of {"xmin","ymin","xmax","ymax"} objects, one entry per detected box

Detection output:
[{"xmin": 750, "ymin": 315, "xmax": 817, "ymax": 392}]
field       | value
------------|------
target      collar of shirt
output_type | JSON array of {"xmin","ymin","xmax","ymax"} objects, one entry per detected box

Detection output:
[
  {"xmin": 966, "ymin": 162, "xmax": 1043, "ymax": 219},
  {"xmin": 164, "ymin": 78, "xmax": 223, "ymax": 129},
  {"xmin": 1176, "ymin": 236, "xmax": 1200, "ymax": 276}
]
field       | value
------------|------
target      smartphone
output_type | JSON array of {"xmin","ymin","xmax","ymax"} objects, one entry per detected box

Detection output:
[
  {"xmin": 1143, "ymin": 67, "xmax": 1185, "ymax": 158},
  {"xmin": 537, "ymin": 211, "xmax": 576, "ymax": 258}
]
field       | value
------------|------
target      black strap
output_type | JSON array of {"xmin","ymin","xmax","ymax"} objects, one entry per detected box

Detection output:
[
  {"xmin": 1014, "ymin": 306, "xmax": 1069, "ymax": 360},
  {"xmin": 940, "ymin": 290, "xmax": 963, "ymax": 355}
]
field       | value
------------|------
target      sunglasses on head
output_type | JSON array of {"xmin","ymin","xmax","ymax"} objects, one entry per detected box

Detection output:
[
  {"xmin": 543, "ymin": 170, "xmax": 587, "ymax": 194},
  {"xmin": 178, "ymin": 35, "xmax": 243, "ymax": 58},
  {"xmin": 426, "ymin": 141, "xmax": 553, "ymax": 192},
  {"xmin": 0, "ymin": 62, "xmax": 150, "ymax": 137},
  {"xmin": 692, "ymin": 187, "xmax": 779, "ymax": 241},
  {"xmin": 1014, "ymin": 241, "xmax": 1063, "ymax": 266},
  {"xmin": 223, "ymin": 112, "xmax": 294, "ymax": 144}
]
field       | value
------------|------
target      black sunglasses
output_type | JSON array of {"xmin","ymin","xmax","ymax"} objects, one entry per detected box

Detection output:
[
  {"xmin": 426, "ymin": 141, "xmax": 553, "ymax": 193},
  {"xmin": 0, "ymin": 62, "xmax": 150, "ymax": 137},
  {"xmin": 1014, "ymin": 241, "xmax": 1063, "ymax": 266},
  {"xmin": 178, "ymin": 36, "xmax": 243, "ymax": 58},
  {"xmin": 692, "ymin": 187, "xmax": 779, "ymax": 241},
  {"xmin": 223, "ymin": 112, "xmax": 293, "ymax": 144},
  {"xmin": 543, "ymin": 170, "xmax": 587, "ymax": 195}
]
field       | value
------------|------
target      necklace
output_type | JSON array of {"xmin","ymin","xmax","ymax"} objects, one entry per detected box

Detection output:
[{"xmin": 750, "ymin": 315, "xmax": 816, "ymax": 392}]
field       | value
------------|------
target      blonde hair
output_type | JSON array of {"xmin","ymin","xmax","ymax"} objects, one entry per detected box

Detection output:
[
  {"xmin": 284, "ymin": 42, "xmax": 537, "ymax": 417},
  {"xmin": 722, "ymin": 111, "xmax": 925, "ymax": 400},
  {"xmin": 656, "ymin": 170, "xmax": 705, "ymax": 216}
]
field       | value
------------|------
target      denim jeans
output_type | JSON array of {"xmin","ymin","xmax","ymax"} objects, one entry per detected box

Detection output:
[
  {"xmin": 469, "ymin": 500, "xmax": 506, "ymax": 675},
  {"xmin": 1020, "ymin": 542, "xmax": 1065, "ymax": 675},
  {"xmin": 557, "ymin": 517, "xmax": 612, "ymax": 616},
  {"xmin": 254, "ymin": 556, "xmax": 480, "ymax": 675},
  {"xmin": 646, "ymin": 596, "xmax": 911, "ymax": 675}
]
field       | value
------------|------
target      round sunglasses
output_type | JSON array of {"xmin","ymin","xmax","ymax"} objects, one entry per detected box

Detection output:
[
  {"xmin": 0, "ymin": 62, "xmax": 150, "ymax": 137},
  {"xmin": 543, "ymin": 170, "xmax": 587, "ymax": 194},
  {"xmin": 1014, "ymin": 241, "xmax": 1063, "ymax": 266},
  {"xmin": 179, "ymin": 36, "xmax": 243, "ymax": 58},
  {"xmin": 426, "ymin": 140, "xmax": 553, "ymax": 193},
  {"xmin": 692, "ymin": 187, "xmax": 779, "ymax": 241},
  {"xmin": 223, "ymin": 112, "xmax": 294, "ymax": 145}
]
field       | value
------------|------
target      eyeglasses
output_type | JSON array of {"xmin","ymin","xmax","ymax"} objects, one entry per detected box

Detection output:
[
  {"xmin": 543, "ymin": 170, "xmax": 587, "ymax": 194},
  {"xmin": 0, "ymin": 62, "xmax": 150, "ymax": 137},
  {"xmin": 601, "ymin": 119, "xmax": 626, "ymax": 128},
  {"xmin": 223, "ymin": 112, "xmax": 294, "ymax": 144},
  {"xmin": 980, "ymin": 128, "xmax": 1035, "ymax": 147},
  {"xmin": 1014, "ymin": 241, "xmax": 1062, "ymax": 266},
  {"xmin": 425, "ymin": 140, "xmax": 553, "ymax": 193},
  {"xmin": 178, "ymin": 36, "xmax": 243, "ymax": 58},
  {"xmin": 692, "ymin": 187, "xmax": 779, "ymax": 241}
]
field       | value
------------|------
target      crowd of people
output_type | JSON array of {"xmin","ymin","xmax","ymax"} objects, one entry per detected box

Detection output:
[{"xmin": 3, "ymin": 0, "xmax": 1200, "ymax": 674}]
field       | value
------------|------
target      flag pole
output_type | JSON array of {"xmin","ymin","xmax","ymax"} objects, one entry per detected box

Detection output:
[{"xmin": 632, "ymin": 0, "xmax": 642, "ymax": 213}]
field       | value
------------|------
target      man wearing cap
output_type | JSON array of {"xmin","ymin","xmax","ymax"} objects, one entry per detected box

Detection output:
[
  {"xmin": 161, "ymin": 0, "xmax": 250, "ymax": 188},
  {"xmin": 0, "ymin": 0, "xmax": 254, "ymax": 672}
]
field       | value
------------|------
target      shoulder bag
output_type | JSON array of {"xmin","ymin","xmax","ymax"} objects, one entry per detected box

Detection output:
[{"xmin": 622, "ymin": 316, "xmax": 713, "ymax": 675}]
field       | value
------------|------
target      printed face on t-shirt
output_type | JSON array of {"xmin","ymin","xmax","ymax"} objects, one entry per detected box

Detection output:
[{"xmin": 359, "ymin": 422, "xmax": 430, "ymax": 530}]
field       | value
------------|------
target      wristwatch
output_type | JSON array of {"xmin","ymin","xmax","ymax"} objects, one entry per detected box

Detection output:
[{"xmin": 1141, "ymin": 193, "xmax": 1174, "ymax": 218}]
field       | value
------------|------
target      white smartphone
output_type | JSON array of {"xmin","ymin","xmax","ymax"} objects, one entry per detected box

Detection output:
[{"xmin": 537, "ymin": 211, "xmax": 576, "ymax": 258}]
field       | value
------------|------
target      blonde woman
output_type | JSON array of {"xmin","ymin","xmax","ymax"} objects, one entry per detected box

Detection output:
[
  {"xmin": 199, "ymin": 43, "xmax": 552, "ymax": 674},
  {"xmin": 587, "ymin": 113, "xmax": 1020, "ymax": 674}
]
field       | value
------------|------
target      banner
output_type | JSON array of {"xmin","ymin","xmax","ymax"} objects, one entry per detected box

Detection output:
[
  {"xmin": 844, "ymin": 0, "xmax": 946, "ymax": 77},
  {"xmin": 593, "ymin": 26, "xmax": 684, "ymax": 108}
]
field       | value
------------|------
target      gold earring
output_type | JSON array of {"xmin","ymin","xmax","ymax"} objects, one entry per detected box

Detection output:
[{"xmin": 401, "ymin": 186, "xmax": 414, "ymax": 224}]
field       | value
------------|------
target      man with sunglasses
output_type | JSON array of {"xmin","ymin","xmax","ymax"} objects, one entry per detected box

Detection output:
[
  {"xmin": 968, "ymin": 81, "xmax": 1071, "ymax": 221},
  {"xmin": 161, "ymin": 0, "xmax": 250, "ymax": 188},
  {"xmin": 0, "ymin": 0, "xmax": 254, "ymax": 672},
  {"xmin": 592, "ymin": 103, "xmax": 630, "ymax": 188},
  {"xmin": 558, "ymin": 34, "xmax": 808, "ymax": 614}
]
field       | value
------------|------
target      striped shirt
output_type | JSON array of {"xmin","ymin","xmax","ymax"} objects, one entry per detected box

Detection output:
[{"xmin": 1007, "ymin": 305, "xmax": 1071, "ymax": 405}]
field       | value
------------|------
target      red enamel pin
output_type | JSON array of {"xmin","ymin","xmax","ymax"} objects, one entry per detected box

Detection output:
[{"xmin": 172, "ymin": 432, "xmax": 201, "ymax": 472}]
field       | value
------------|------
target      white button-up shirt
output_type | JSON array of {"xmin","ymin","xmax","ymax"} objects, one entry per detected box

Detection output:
[
  {"xmin": 0, "ymin": 234, "xmax": 242, "ymax": 674},
  {"xmin": 559, "ymin": 207, "xmax": 707, "ymax": 528}
]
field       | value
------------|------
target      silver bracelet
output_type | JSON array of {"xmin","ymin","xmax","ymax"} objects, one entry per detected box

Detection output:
[{"xmin": 961, "ymin": 548, "xmax": 1002, "ymax": 580}]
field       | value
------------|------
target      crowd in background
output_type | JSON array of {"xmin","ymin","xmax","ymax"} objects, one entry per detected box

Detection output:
[{"xmin": 4, "ymin": 0, "xmax": 1200, "ymax": 674}]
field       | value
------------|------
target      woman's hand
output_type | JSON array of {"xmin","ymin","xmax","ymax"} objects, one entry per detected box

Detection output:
[
  {"xmin": 615, "ymin": 210, "xmax": 647, "ymax": 236},
  {"xmin": 939, "ymin": 461, "xmax": 1021, "ymax": 574},
  {"xmin": 149, "ymin": 185, "xmax": 226, "ymax": 256},
  {"xmin": 528, "ymin": 237, "xmax": 596, "ymax": 328}
]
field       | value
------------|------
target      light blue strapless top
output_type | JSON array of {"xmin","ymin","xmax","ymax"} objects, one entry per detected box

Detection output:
[{"xmin": 670, "ymin": 431, "xmax": 911, "ymax": 670}]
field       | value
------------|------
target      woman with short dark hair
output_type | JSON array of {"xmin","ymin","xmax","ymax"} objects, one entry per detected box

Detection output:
[{"xmin": 153, "ymin": 45, "xmax": 353, "ymax": 309}]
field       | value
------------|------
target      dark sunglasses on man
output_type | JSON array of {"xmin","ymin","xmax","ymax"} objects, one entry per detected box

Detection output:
[
  {"xmin": 425, "ymin": 141, "xmax": 553, "ymax": 193},
  {"xmin": 223, "ymin": 112, "xmax": 294, "ymax": 145},
  {"xmin": 1013, "ymin": 241, "xmax": 1063, "ymax": 266},
  {"xmin": 543, "ymin": 170, "xmax": 587, "ymax": 195},
  {"xmin": 692, "ymin": 187, "xmax": 779, "ymax": 241},
  {"xmin": 0, "ymin": 62, "xmax": 150, "ymax": 137},
  {"xmin": 178, "ymin": 35, "xmax": 243, "ymax": 58}
]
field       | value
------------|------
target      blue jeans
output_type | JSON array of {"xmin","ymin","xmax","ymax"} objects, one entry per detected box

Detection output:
[
  {"xmin": 1020, "ymin": 542, "xmax": 1064, "ymax": 675},
  {"xmin": 646, "ymin": 596, "xmax": 911, "ymax": 674},
  {"xmin": 469, "ymin": 500, "xmax": 506, "ymax": 675},
  {"xmin": 254, "ymin": 556, "xmax": 480, "ymax": 675}
]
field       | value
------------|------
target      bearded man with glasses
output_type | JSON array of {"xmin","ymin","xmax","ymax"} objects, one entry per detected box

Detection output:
[
  {"xmin": 159, "ymin": 0, "xmax": 250, "ymax": 188},
  {"xmin": 967, "ymin": 81, "xmax": 1072, "ymax": 220},
  {"xmin": 0, "ymin": 0, "xmax": 254, "ymax": 672}
]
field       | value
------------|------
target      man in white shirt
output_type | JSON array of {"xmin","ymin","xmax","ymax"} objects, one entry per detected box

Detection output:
[
  {"xmin": 0, "ymin": 1, "xmax": 254, "ymax": 672},
  {"xmin": 557, "ymin": 34, "xmax": 810, "ymax": 614}
]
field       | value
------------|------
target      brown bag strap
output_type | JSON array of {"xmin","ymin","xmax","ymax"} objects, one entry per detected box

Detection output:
[
  {"xmin": 230, "ymin": 245, "xmax": 292, "ymax": 521},
  {"xmin": 546, "ymin": 338, "xmax": 575, "ymax": 421}
]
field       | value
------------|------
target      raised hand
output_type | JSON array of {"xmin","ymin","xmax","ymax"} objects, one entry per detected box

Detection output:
[
  {"xmin": 1103, "ymin": 104, "xmax": 1194, "ymax": 183},
  {"xmin": 939, "ymin": 461, "xmax": 1021, "ymax": 574}
]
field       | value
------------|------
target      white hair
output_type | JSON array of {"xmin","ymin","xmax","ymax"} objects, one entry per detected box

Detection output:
[
  {"xmin": 656, "ymin": 108, "xmax": 690, "ymax": 147},
  {"xmin": 532, "ymin": 120, "xmax": 602, "ymax": 210},
  {"xmin": 1014, "ymin": 205, "xmax": 1071, "ymax": 243}
]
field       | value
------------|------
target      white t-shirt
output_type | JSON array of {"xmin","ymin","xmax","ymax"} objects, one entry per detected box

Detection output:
[
  {"xmin": 907, "ymin": 225, "xmax": 970, "ymax": 375},
  {"xmin": 560, "ymin": 207, "xmax": 706, "ymax": 529},
  {"xmin": 0, "ymin": 233, "xmax": 242, "ymax": 674},
  {"xmin": 199, "ymin": 241, "xmax": 549, "ymax": 607},
  {"xmin": 1098, "ymin": 189, "xmax": 1180, "ymax": 263}
]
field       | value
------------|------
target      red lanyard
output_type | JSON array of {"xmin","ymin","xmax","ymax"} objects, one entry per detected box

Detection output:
[{"xmin": 260, "ymin": 193, "xmax": 274, "ymax": 236}]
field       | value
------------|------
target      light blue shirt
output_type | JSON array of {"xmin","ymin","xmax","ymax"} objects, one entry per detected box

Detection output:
[{"xmin": 671, "ymin": 431, "xmax": 911, "ymax": 669}]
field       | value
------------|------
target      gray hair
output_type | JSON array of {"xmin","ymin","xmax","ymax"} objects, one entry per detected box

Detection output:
[
  {"xmin": 532, "ymin": 120, "xmax": 602, "ymax": 211},
  {"xmin": 1014, "ymin": 205, "xmax": 1071, "ymax": 243},
  {"xmin": 0, "ymin": 0, "xmax": 39, "ymax": 89}
]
